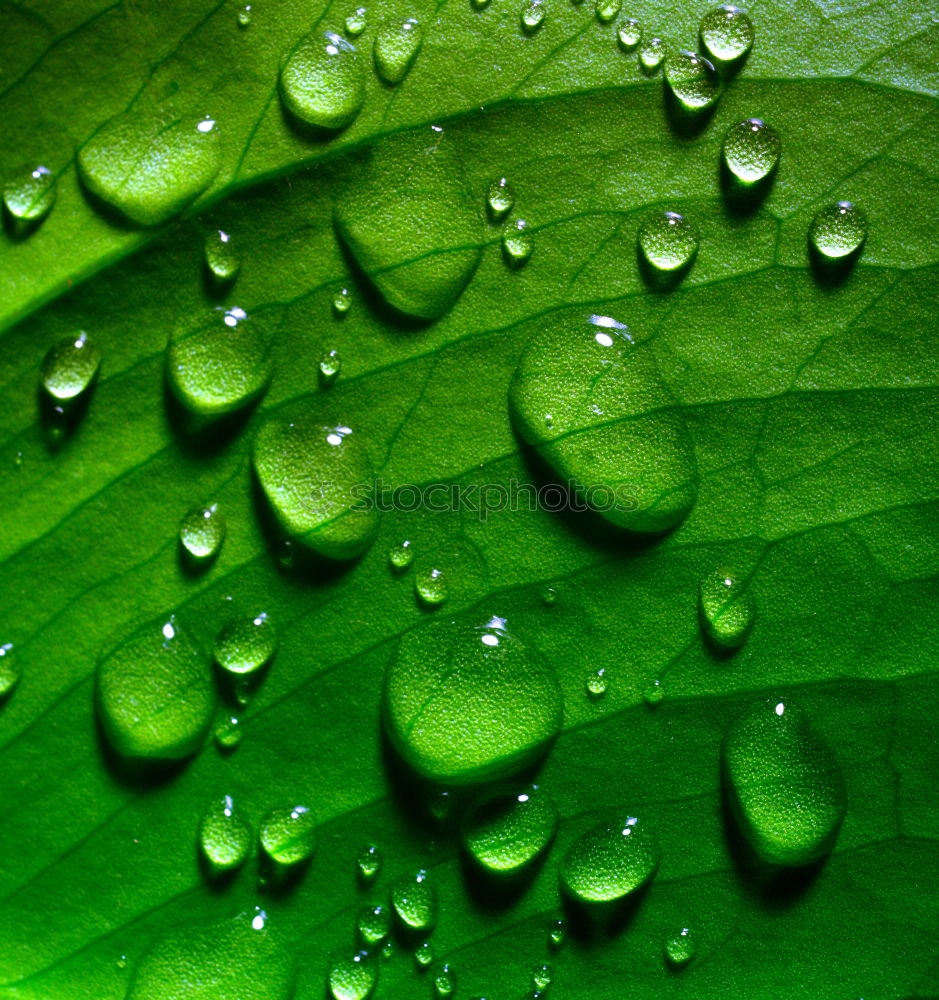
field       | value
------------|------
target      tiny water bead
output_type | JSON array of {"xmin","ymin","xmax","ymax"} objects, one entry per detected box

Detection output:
[
  {"xmin": 643, "ymin": 679, "xmax": 665, "ymax": 704},
  {"xmin": 664, "ymin": 927, "xmax": 695, "ymax": 967},
  {"xmin": 259, "ymin": 805, "xmax": 317, "ymax": 865},
  {"xmin": 214, "ymin": 614, "xmax": 278, "ymax": 675},
  {"xmin": 722, "ymin": 118, "xmax": 780, "ymax": 183},
  {"xmin": 502, "ymin": 218, "xmax": 533, "ymax": 266},
  {"xmin": 809, "ymin": 201, "xmax": 867, "ymax": 259},
  {"xmin": 384, "ymin": 614, "xmax": 563, "ymax": 783},
  {"xmin": 638, "ymin": 210, "xmax": 699, "ymax": 271},
  {"xmin": 639, "ymin": 36, "xmax": 664, "ymax": 70},
  {"xmin": 373, "ymin": 18, "xmax": 423, "ymax": 85},
  {"xmin": 415, "ymin": 567, "xmax": 448, "ymax": 606},
  {"xmin": 585, "ymin": 667, "xmax": 608, "ymax": 698},
  {"xmin": 78, "ymin": 112, "xmax": 220, "ymax": 226},
  {"xmin": 357, "ymin": 844, "xmax": 382, "ymax": 880},
  {"xmin": 0, "ymin": 644, "xmax": 20, "ymax": 698},
  {"xmin": 700, "ymin": 4, "xmax": 753, "ymax": 61},
  {"xmin": 199, "ymin": 795, "xmax": 252, "ymax": 871},
  {"xmin": 547, "ymin": 918, "xmax": 567, "ymax": 949},
  {"xmin": 329, "ymin": 951, "xmax": 378, "ymax": 1000},
  {"xmin": 391, "ymin": 870, "xmax": 437, "ymax": 931},
  {"xmin": 595, "ymin": 0, "xmax": 621, "ymax": 24},
  {"xmin": 664, "ymin": 50, "xmax": 720, "ymax": 110},
  {"xmin": 280, "ymin": 31, "xmax": 365, "ymax": 131},
  {"xmin": 698, "ymin": 568, "xmax": 755, "ymax": 648},
  {"xmin": 389, "ymin": 539, "xmax": 414, "ymax": 571},
  {"xmin": 40, "ymin": 333, "xmax": 101, "ymax": 402},
  {"xmin": 532, "ymin": 964, "xmax": 553, "ymax": 990},
  {"xmin": 487, "ymin": 177, "xmax": 514, "ymax": 220},
  {"xmin": 724, "ymin": 698, "xmax": 847, "ymax": 866},
  {"xmin": 320, "ymin": 348, "xmax": 342, "ymax": 384},
  {"xmin": 461, "ymin": 784, "xmax": 559, "ymax": 873},
  {"xmin": 204, "ymin": 230, "xmax": 241, "ymax": 283},
  {"xmin": 560, "ymin": 815, "xmax": 659, "ymax": 903},
  {"xmin": 521, "ymin": 0, "xmax": 545, "ymax": 32},
  {"xmin": 3, "ymin": 164, "xmax": 56, "ymax": 222},
  {"xmin": 237, "ymin": 5, "xmax": 252, "ymax": 26},
  {"xmin": 345, "ymin": 7, "xmax": 367, "ymax": 35},
  {"xmin": 540, "ymin": 585, "xmax": 557, "ymax": 605},
  {"xmin": 214, "ymin": 715, "xmax": 243, "ymax": 749},
  {"xmin": 179, "ymin": 504, "xmax": 226, "ymax": 561},
  {"xmin": 357, "ymin": 904, "xmax": 392, "ymax": 944},
  {"xmin": 414, "ymin": 941, "xmax": 435, "ymax": 968},
  {"xmin": 333, "ymin": 287, "xmax": 353, "ymax": 315},
  {"xmin": 617, "ymin": 18, "xmax": 641, "ymax": 49},
  {"xmin": 433, "ymin": 964, "xmax": 456, "ymax": 998}
]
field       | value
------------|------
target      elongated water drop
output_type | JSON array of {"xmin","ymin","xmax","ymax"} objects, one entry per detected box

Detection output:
[
  {"xmin": 532, "ymin": 964, "xmax": 553, "ymax": 990},
  {"xmin": 617, "ymin": 18, "xmax": 641, "ymax": 49},
  {"xmin": 0, "ymin": 644, "xmax": 20, "ymax": 698},
  {"xmin": 374, "ymin": 18, "xmax": 422, "ymax": 84},
  {"xmin": 357, "ymin": 904, "xmax": 391, "ymax": 944},
  {"xmin": 560, "ymin": 815, "xmax": 658, "ymax": 903},
  {"xmin": 502, "ymin": 218, "xmax": 533, "ymax": 266},
  {"xmin": 664, "ymin": 50, "xmax": 720, "ymax": 110},
  {"xmin": 487, "ymin": 177, "xmax": 514, "ymax": 220},
  {"xmin": 509, "ymin": 313, "xmax": 697, "ymax": 533},
  {"xmin": 699, "ymin": 568, "xmax": 754, "ymax": 648},
  {"xmin": 521, "ymin": 0, "xmax": 545, "ymax": 31},
  {"xmin": 700, "ymin": 4, "xmax": 753, "ymax": 61},
  {"xmin": 167, "ymin": 306, "xmax": 271, "ymax": 417},
  {"xmin": 214, "ymin": 614, "xmax": 277, "ymax": 674},
  {"xmin": 415, "ymin": 566, "xmax": 448, "ymax": 606},
  {"xmin": 259, "ymin": 805, "xmax": 317, "ymax": 865},
  {"xmin": 638, "ymin": 210, "xmax": 699, "ymax": 271},
  {"xmin": 384, "ymin": 613, "xmax": 563, "ymax": 783},
  {"xmin": 214, "ymin": 715, "xmax": 243, "ymax": 750},
  {"xmin": 809, "ymin": 201, "xmax": 867, "ymax": 259},
  {"xmin": 40, "ymin": 332, "xmax": 101, "ymax": 402},
  {"xmin": 345, "ymin": 7, "xmax": 367, "ymax": 35},
  {"xmin": 199, "ymin": 795, "xmax": 251, "ymax": 872},
  {"xmin": 280, "ymin": 31, "xmax": 365, "ymax": 131},
  {"xmin": 595, "ymin": 0, "xmax": 621, "ymax": 23},
  {"xmin": 414, "ymin": 941, "xmax": 434, "ymax": 968},
  {"xmin": 722, "ymin": 118, "xmax": 780, "ymax": 183},
  {"xmin": 253, "ymin": 415, "xmax": 379, "ymax": 560},
  {"xmin": 391, "ymin": 870, "xmax": 437, "ymax": 930},
  {"xmin": 433, "ymin": 964, "xmax": 456, "ymax": 998},
  {"xmin": 179, "ymin": 504, "xmax": 225, "ymax": 561},
  {"xmin": 204, "ymin": 230, "xmax": 241, "ymax": 283},
  {"xmin": 78, "ymin": 112, "xmax": 220, "ymax": 226},
  {"xmin": 329, "ymin": 951, "xmax": 377, "ymax": 1000},
  {"xmin": 724, "ymin": 698, "xmax": 846, "ymax": 866},
  {"xmin": 664, "ymin": 927, "xmax": 695, "ymax": 966},
  {"xmin": 547, "ymin": 918, "xmax": 567, "ymax": 949},
  {"xmin": 585, "ymin": 667, "xmax": 607, "ymax": 698},
  {"xmin": 639, "ymin": 36, "xmax": 664, "ymax": 70},
  {"xmin": 462, "ymin": 784, "xmax": 558, "ymax": 873},
  {"xmin": 357, "ymin": 844, "xmax": 382, "ymax": 880},
  {"xmin": 333, "ymin": 287, "xmax": 353, "ymax": 315},
  {"xmin": 237, "ymin": 5, "xmax": 252, "ymax": 26},
  {"xmin": 320, "ymin": 348, "xmax": 342, "ymax": 384},
  {"xmin": 3, "ymin": 164, "xmax": 56, "ymax": 222}
]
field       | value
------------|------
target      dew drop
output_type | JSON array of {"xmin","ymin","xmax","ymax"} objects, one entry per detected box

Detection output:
[
  {"xmin": 0, "ymin": 644, "xmax": 20, "ymax": 698},
  {"xmin": 329, "ymin": 950, "xmax": 378, "ymax": 1000},
  {"xmin": 643, "ymin": 679, "xmax": 665, "ymax": 705},
  {"xmin": 3, "ymin": 164, "xmax": 56, "ymax": 222},
  {"xmin": 333, "ymin": 287, "xmax": 353, "ymax": 316},
  {"xmin": 487, "ymin": 177, "xmax": 515, "ymax": 220},
  {"xmin": 532, "ymin": 964, "xmax": 553, "ymax": 991},
  {"xmin": 237, "ymin": 5, "xmax": 252, "ymax": 27},
  {"xmin": 320, "ymin": 348, "xmax": 342, "ymax": 384},
  {"xmin": 809, "ymin": 201, "xmax": 867, "ymax": 259},
  {"xmin": 639, "ymin": 36, "xmax": 664, "ymax": 70},
  {"xmin": 472, "ymin": 0, "xmax": 492, "ymax": 10},
  {"xmin": 540, "ymin": 585, "xmax": 557, "ymax": 605},
  {"xmin": 40, "ymin": 332, "xmax": 101, "ymax": 402},
  {"xmin": 373, "ymin": 18, "xmax": 423, "ymax": 85},
  {"xmin": 199, "ymin": 795, "xmax": 252, "ymax": 872},
  {"xmin": 723, "ymin": 698, "xmax": 847, "ymax": 866},
  {"xmin": 664, "ymin": 927, "xmax": 695, "ymax": 967},
  {"xmin": 547, "ymin": 918, "xmax": 567, "ymax": 949},
  {"xmin": 638, "ymin": 210, "xmax": 699, "ymax": 271},
  {"xmin": 698, "ymin": 568, "xmax": 755, "ymax": 648},
  {"xmin": 595, "ymin": 0, "xmax": 621, "ymax": 23},
  {"xmin": 462, "ymin": 783, "xmax": 558, "ymax": 873},
  {"xmin": 585, "ymin": 667, "xmax": 608, "ymax": 698},
  {"xmin": 414, "ymin": 941, "xmax": 434, "ymax": 968},
  {"xmin": 617, "ymin": 18, "xmax": 641, "ymax": 49},
  {"xmin": 521, "ymin": 0, "xmax": 545, "ymax": 32},
  {"xmin": 357, "ymin": 904, "xmax": 391, "ymax": 944},
  {"xmin": 722, "ymin": 118, "xmax": 780, "ymax": 183},
  {"xmin": 280, "ymin": 31, "xmax": 365, "ymax": 131},
  {"xmin": 179, "ymin": 504, "xmax": 226, "ymax": 561},
  {"xmin": 700, "ymin": 4, "xmax": 753, "ymax": 61},
  {"xmin": 214, "ymin": 715, "xmax": 243, "ymax": 750},
  {"xmin": 357, "ymin": 844, "xmax": 382, "ymax": 880},
  {"xmin": 259, "ymin": 805, "xmax": 317, "ymax": 866},
  {"xmin": 345, "ymin": 7, "xmax": 367, "ymax": 35},
  {"xmin": 502, "ymin": 218, "xmax": 533, "ymax": 266},
  {"xmin": 391, "ymin": 870, "xmax": 437, "ymax": 931},
  {"xmin": 214, "ymin": 614, "xmax": 278, "ymax": 675},
  {"xmin": 204, "ymin": 229, "xmax": 241, "ymax": 283},
  {"xmin": 664, "ymin": 50, "xmax": 721, "ymax": 110},
  {"xmin": 433, "ymin": 964, "xmax": 456, "ymax": 998},
  {"xmin": 414, "ymin": 567, "xmax": 448, "ymax": 607},
  {"xmin": 381, "ymin": 941, "xmax": 395, "ymax": 961},
  {"xmin": 389, "ymin": 539, "xmax": 414, "ymax": 571},
  {"xmin": 560, "ymin": 815, "xmax": 659, "ymax": 903}
]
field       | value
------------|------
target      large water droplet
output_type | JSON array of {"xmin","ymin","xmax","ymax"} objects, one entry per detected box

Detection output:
[
  {"xmin": 78, "ymin": 112, "xmax": 220, "ymax": 226},
  {"xmin": 259, "ymin": 805, "xmax": 317, "ymax": 865},
  {"xmin": 334, "ymin": 128, "xmax": 483, "ymax": 320},
  {"xmin": 40, "ymin": 332, "xmax": 101, "ymax": 402},
  {"xmin": 461, "ymin": 783, "xmax": 558, "ymax": 873},
  {"xmin": 373, "ymin": 18, "xmax": 422, "ymax": 85},
  {"xmin": 521, "ymin": 0, "xmax": 545, "ymax": 32},
  {"xmin": 723, "ymin": 698, "xmax": 846, "ymax": 866},
  {"xmin": 357, "ymin": 904, "xmax": 391, "ymax": 944},
  {"xmin": 639, "ymin": 36, "xmax": 664, "ymax": 70},
  {"xmin": 384, "ymin": 613, "xmax": 563, "ymax": 783},
  {"xmin": 204, "ymin": 230, "xmax": 241, "ymax": 283},
  {"xmin": 664, "ymin": 927, "xmax": 695, "ymax": 966},
  {"xmin": 594, "ymin": 0, "xmax": 621, "ymax": 23},
  {"xmin": 96, "ymin": 618, "xmax": 215, "ymax": 761},
  {"xmin": 166, "ymin": 306, "xmax": 271, "ymax": 417},
  {"xmin": 391, "ymin": 870, "xmax": 437, "ymax": 930},
  {"xmin": 357, "ymin": 844, "xmax": 382, "ymax": 880},
  {"xmin": 433, "ymin": 964, "xmax": 456, "ymax": 998},
  {"xmin": 664, "ymin": 50, "xmax": 720, "ymax": 110},
  {"xmin": 329, "ymin": 951, "xmax": 378, "ymax": 1000},
  {"xmin": 560, "ymin": 815, "xmax": 658, "ymax": 903},
  {"xmin": 502, "ymin": 218, "xmax": 533, "ymax": 267},
  {"xmin": 3, "ymin": 164, "xmax": 56, "ymax": 222},
  {"xmin": 722, "ymin": 118, "xmax": 780, "ymax": 183},
  {"xmin": 699, "ymin": 568, "xmax": 755, "ymax": 648},
  {"xmin": 214, "ymin": 614, "xmax": 278, "ymax": 674},
  {"xmin": 280, "ymin": 32, "xmax": 365, "ymax": 131},
  {"xmin": 0, "ymin": 644, "xmax": 20, "ymax": 698},
  {"xmin": 700, "ymin": 4, "xmax": 753, "ymax": 61},
  {"xmin": 345, "ymin": 7, "xmax": 367, "ymax": 35},
  {"xmin": 617, "ymin": 18, "xmax": 642, "ymax": 49},
  {"xmin": 509, "ymin": 313, "xmax": 698, "ymax": 533},
  {"xmin": 199, "ymin": 795, "xmax": 252, "ymax": 872},
  {"xmin": 253, "ymin": 415, "xmax": 380, "ymax": 561},
  {"xmin": 414, "ymin": 566, "xmax": 448, "ymax": 606},
  {"xmin": 638, "ymin": 210, "xmax": 699, "ymax": 271},
  {"xmin": 179, "ymin": 504, "xmax": 226, "ymax": 561},
  {"xmin": 487, "ymin": 177, "xmax": 515, "ymax": 220},
  {"xmin": 809, "ymin": 201, "xmax": 867, "ymax": 259}
]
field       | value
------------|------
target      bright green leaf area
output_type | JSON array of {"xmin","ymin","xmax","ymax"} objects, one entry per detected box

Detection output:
[{"xmin": 1, "ymin": 0, "xmax": 938, "ymax": 998}]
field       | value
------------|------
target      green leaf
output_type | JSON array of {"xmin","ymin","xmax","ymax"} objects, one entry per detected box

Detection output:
[{"xmin": 1, "ymin": 1, "xmax": 938, "ymax": 999}]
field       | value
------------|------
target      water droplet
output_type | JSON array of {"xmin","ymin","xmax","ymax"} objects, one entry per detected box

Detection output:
[
  {"xmin": 78, "ymin": 111, "xmax": 220, "ymax": 226},
  {"xmin": 724, "ymin": 698, "xmax": 847, "ymax": 866},
  {"xmin": 547, "ymin": 918, "xmax": 567, "ymax": 949},
  {"xmin": 585, "ymin": 667, "xmax": 608, "ymax": 698},
  {"xmin": 320, "ymin": 348, "xmax": 342, "ymax": 384},
  {"xmin": 384, "ymin": 613, "xmax": 563, "ymax": 783},
  {"xmin": 214, "ymin": 715, "xmax": 243, "ymax": 749},
  {"xmin": 638, "ymin": 210, "xmax": 699, "ymax": 271},
  {"xmin": 259, "ymin": 805, "xmax": 317, "ymax": 866},
  {"xmin": 96, "ymin": 618, "xmax": 215, "ymax": 761},
  {"xmin": 433, "ymin": 964, "xmax": 456, "ymax": 998},
  {"xmin": 639, "ymin": 36, "xmax": 664, "ymax": 70},
  {"xmin": 502, "ymin": 218, "xmax": 533, "ymax": 266},
  {"xmin": 509, "ymin": 313, "xmax": 698, "ymax": 533},
  {"xmin": 40, "ymin": 332, "xmax": 101, "ymax": 402},
  {"xmin": 521, "ymin": 0, "xmax": 545, "ymax": 32},
  {"xmin": 664, "ymin": 50, "xmax": 720, "ymax": 110},
  {"xmin": 117, "ymin": 955, "xmax": 128, "ymax": 970},
  {"xmin": 179, "ymin": 504, "xmax": 226, "ymax": 561},
  {"xmin": 617, "ymin": 17, "xmax": 641, "ymax": 49},
  {"xmin": 595, "ymin": 0, "xmax": 621, "ymax": 23},
  {"xmin": 166, "ymin": 306, "xmax": 271, "ymax": 417},
  {"xmin": 532, "ymin": 964, "xmax": 553, "ymax": 991},
  {"xmin": 357, "ymin": 904, "xmax": 391, "ymax": 944},
  {"xmin": 374, "ymin": 18, "xmax": 422, "ymax": 85},
  {"xmin": 700, "ymin": 4, "xmax": 753, "ymax": 61},
  {"xmin": 333, "ymin": 287, "xmax": 353, "ymax": 316},
  {"xmin": 329, "ymin": 951, "xmax": 378, "ymax": 1000},
  {"xmin": 214, "ymin": 614, "xmax": 278, "ymax": 675},
  {"xmin": 414, "ymin": 941, "xmax": 434, "ymax": 968},
  {"xmin": 0, "ymin": 644, "xmax": 20, "ymax": 698},
  {"xmin": 664, "ymin": 927, "xmax": 695, "ymax": 967},
  {"xmin": 334, "ymin": 128, "xmax": 483, "ymax": 320},
  {"xmin": 560, "ymin": 815, "xmax": 659, "ymax": 903},
  {"xmin": 414, "ymin": 567, "xmax": 448, "ymax": 607},
  {"xmin": 3, "ymin": 164, "xmax": 56, "ymax": 222},
  {"xmin": 13, "ymin": 451, "xmax": 24, "ymax": 469},
  {"xmin": 204, "ymin": 229, "xmax": 241, "ymax": 283},
  {"xmin": 253, "ymin": 416, "xmax": 380, "ymax": 560},
  {"xmin": 699, "ymin": 568, "xmax": 755, "ymax": 648},
  {"xmin": 357, "ymin": 844, "xmax": 382, "ymax": 881},
  {"xmin": 280, "ymin": 31, "xmax": 365, "ymax": 131},
  {"xmin": 237, "ymin": 5, "xmax": 252, "ymax": 27},
  {"xmin": 487, "ymin": 177, "xmax": 514, "ymax": 220},
  {"xmin": 722, "ymin": 118, "xmax": 780, "ymax": 183},
  {"xmin": 345, "ymin": 7, "xmax": 367, "ymax": 35},
  {"xmin": 381, "ymin": 941, "xmax": 395, "ymax": 961},
  {"xmin": 472, "ymin": 0, "xmax": 492, "ymax": 10},
  {"xmin": 643, "ymin": 679, "xmax": 665, "ymax": 704},
  {"xmin": 199, "ymin": 795, "xmax": 252, "ymax": 872},
  {"xmin": 540, "ymin": 585, "xmax": 557, "ymax": 605},
  {"xmin": 461, "ymin": 783, "xmax": 558, "ymax": 873},
  {"xmin": 809, "ymin": 201, "xmax": 867, "ymax": 259},
  {"xmin": 391, "ymin": 870, "xmax": 437, "ymax": 931},
  {"xmin": 389, "ymin": 539, "xmax": 414, "ymax": 571}
]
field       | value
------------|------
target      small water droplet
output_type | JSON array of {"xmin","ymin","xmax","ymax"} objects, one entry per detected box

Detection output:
[
  {"xmin": 638, "ymin": 210, "xmax": 699, "ymax": 271},
  {"xmin": 373, "ymin": 18, "xmax": 423, "ymax": 85},
  {"xmin": 487, "ymin": 177, "xmax": 515, "ymax": 220},
  {"xmin": 345, "ymin": 6, "xmax": 367, "ymax": 35},
  {"xmin": 329, "ymin": 950, "xmax": 378, "ymax": 1000},
  {"xmin": 237, "ymin": 4, "xmax": 252, "ymax": 27},
  {"xmin": 809, "ymin": 201, "xmax": 867, "ymax": 259},
  {"xmin": 585, "ymin": 667, "xmax": 608, "ymax": 698},
  {"xmin": 433, "ymin": 964, "xmax": 456, "ymax": 998},
  {"xmin": 638, "ymin": 36, "xmax": 664, "ymax": 70},
  {"xmin": 414, "ymin": 941, "xmax": 434, "ymax": 968},
  {"xmin": 664, "ymin": 927, "xmax": 695, "ymax": 966},
  {"xmin": 472, "ymin": 0, "xmax": 492, "ymax": 10},
  {"xmin": 617, "ymin": 17, "xmax": 641, "ymax": 49},
  {"xmin": 259, "ymin": 805, "xmax": 317, "ymax": 865},
  {"xmin": 357, "ymin": 904, "xmax": 391, "ymax": 944},
  {"xmin": 357, "ymin": 844, "xmax": 382, "ymax": 881},
  {"xmin": 462, "ymin": 783, "xmax": 558, "ymax": 873},
  {"xmin": 280, "ymin": 31, "xmax": 365, "ymax": 130},
  {"xmin": 392, "ymin": 870, "xmax": 437, "ymax": 931},
  {"xmin": 320, "ymin": 348, "xmax": 342, "ymax": 384},
  {"xmin": 333, "ymin": 287, "xmax": 353, "ymax": 316},
  {"xmin": 643, "ymin": 679, "xmax": 665, "ymax": 704},
  {"xmin": 664, "ymin": 50, "xmax": 720, "ymax": 109},
  {"xmin": 532, "ymin": 963, "xmax": 553, "ymax": 991},
  {"xmin": 204, "ymin": 229, "xmax": 241, "ymax": 283},
  {"xmin": 179, "ymin": 504, "xmax": 226, "ymax": 561},
  {"xmin": 700, "ymin": 4, "xmax": 753, "ymax": 61},
  {"xmin": 547, "ymin": 918, "xmax": 567, "ymax": 949},
  {"xmin": 0, "ymin": 644, "xmax": 20, "ymax": 698},
  {"xmin": 199, "ymin": 795, "xmax": 252, "ymax": 872},
  {"xmin": 540, "ymin": 585, "xmax": 557, "ymax": 605},
  {"xmin": 595, "ymin": 0, "xmax": 621, "ymax": 22},
  {"xmin": 389, "ymin": 539, "xmax": 415, "ymax": 571},
  {"xmin": 117, "ymin": 955, "xmax": 128, "ymax": 970},
  {"xmin": 214, "ymin": 715, "xmax": 243, "ymax": 749},
  {"xmin": 40, "ymin": 332, "xmax": 101, "ymax": 402},
  {"xmin": 560, "ymin": 815, "xmax": 659, "ymax": 903},
  {"xmin": 214, "ymin": 614, "xmax": 278, "ymax": 675},
  {"xmin": 722, "ymin": 118, "xmax": 780, "ymax": 183},
  {"xmin": 699, "ymin": 568, "xmax": 755, "ymax": 648},
  {"xmin": 502, "ymin": 218, "xmax": 533, "ymax": 266},
  {"xmin": 3, "ymin": 164, "xmax": 56, "ymax": 223},
  {"xmin": 381, "ymin": 941, "xmax": 395, "ymax": 961},
  {"xmin": 13, "ymin": 451, "xmax": 24, "ymax": 469},
  {"xmin": 415, "ymin": 567, "xmax": 449, "ymax": 606},
  {"xmin": 521, "ymin": 0, "xmax": 545, "ymax": 32}
]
